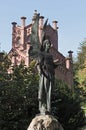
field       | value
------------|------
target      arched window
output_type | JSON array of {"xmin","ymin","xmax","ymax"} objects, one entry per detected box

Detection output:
[{"xmin": 16, "ymin": 36, "xmax": 21, "ymax": 44}]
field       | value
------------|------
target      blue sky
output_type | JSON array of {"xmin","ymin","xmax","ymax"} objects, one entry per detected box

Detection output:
[{"xmin": 0, "ymin": 0, "xmax": 86, "ymax": 57}]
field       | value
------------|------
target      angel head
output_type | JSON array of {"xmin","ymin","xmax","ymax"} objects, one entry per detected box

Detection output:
[{"xmin": 40, "ymin": 38, "xmax": 52, "ymax": 52}]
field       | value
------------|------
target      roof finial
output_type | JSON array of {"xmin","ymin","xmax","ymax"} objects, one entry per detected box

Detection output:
[
  {"xmin": 34, "ymin": 10, "xmax": 37, "ymax": 13},
  {"xmin": 32, "ymin": 10, "xmax": 38, "ymax": 22}
]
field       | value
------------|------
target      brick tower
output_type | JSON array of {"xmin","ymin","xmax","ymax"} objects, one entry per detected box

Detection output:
[{"xmin": 8, "ymin": 10, "xmax": 73, "ymax": 88}]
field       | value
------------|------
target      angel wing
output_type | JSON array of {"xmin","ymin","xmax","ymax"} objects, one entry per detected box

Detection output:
[
  {"xmin": 30, "ymin": 13, "xmax": 40, "ymax": 59},
  {"xmin": 41, "ymin": 18, "xmax": 48, "ymax": 44}
]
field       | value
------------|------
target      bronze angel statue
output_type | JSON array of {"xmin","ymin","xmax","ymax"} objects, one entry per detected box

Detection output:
[{"xmin": 30, "ymin": 13, "xmax": 59, "ymax": 114}]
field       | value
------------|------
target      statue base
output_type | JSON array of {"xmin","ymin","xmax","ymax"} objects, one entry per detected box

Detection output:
[{"xmin": 27, "ymin": 114, "xmax": 64, "ymax": 130}]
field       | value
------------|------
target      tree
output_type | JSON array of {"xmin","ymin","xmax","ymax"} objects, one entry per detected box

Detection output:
[
  {"xmin": 0, "ymin": 52, "xmax": 11, "ymax": 82},
  {"xmin": 51, "ymin": 79, "xmax": 86, "ymax": 130},
  {"xmin": 74, "ymin": 40, "xmax": 86, "ymax": 108},
  {"xmin": 0, "ymin": 61, "xmax": 39, "ymax": 130},
  {"xmin": 0, "ymin": 57, "xmax": 85, "ymax": 130},
  {"xmin": 75, "ymin": 40, "xmax": 86, "ymax": 85}
]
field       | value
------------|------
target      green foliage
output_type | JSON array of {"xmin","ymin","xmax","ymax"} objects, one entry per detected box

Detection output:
[
  {"xmin": 51, "ymin": 79, "xmax": 85, "ymax": 130},
  {"xmin": 75, "ymin": 40, "xmax": 86, "ymax": 69},
  {"xmin": 75, "ymin": 40, "xmax": 86, "ymax": 81},
  {"xmin": 0, "ymin": 58, "xmax": 85, "ymax": 130},
  {"xmin": 0, "ymin": 63, "xmax": 39, "ymax": 130},
  {"xmin": 0, "ymin": 53, "xmax": 11, "ymax": 82},
  {"xmin": 74, "ymin": 40, "xmax": 86, "ymax": 110}
]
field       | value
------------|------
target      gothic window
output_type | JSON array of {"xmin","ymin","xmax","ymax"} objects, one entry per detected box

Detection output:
[
  {"xmin": 17, "ymin": 30, "xmax": 21, "ymax": 35},
  {"xmin": 26, "ymin": 35, "xmax": 31, "ymax": 43},
  {"xmin": 27, "ymin": 28, "xmax": 31, "ymax": 34},
  {"xmin": 16, "ymin": 36, "xmax": 21, "ymax": 44}
]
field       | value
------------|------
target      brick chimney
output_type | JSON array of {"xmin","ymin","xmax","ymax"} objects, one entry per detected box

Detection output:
[
  {"xmin": 52, "ymin": 20, "xmax": 58, "ymax": 50},
  {"xmin": 39, "ymin": 16, "xmax": 44, "ymax": 43},
  {"xmin": 12, "ymin": 22, "xmax": 17, "ymax": 27},
  {"xmin": 11, "ymin": 22, "xmax": 17, "ymax": 49},
  {"xmin": 68, "ymin": 50, "xmax": 74, "ymax": 90},
  {"xmin": 66, "ymin": 50, "xmax": 73, "ymax": 69},
  {"xmin": 39, "ymin": 16, "xmax": 44, "ymax": 28},
  {"xmin": 52, "ymin": 21, "xmax": 58, "ymax": 30},
  {"xmin": 21, "ymin": 17, "xmax": 26, "ymax": 27},
  {"xmin": 66, "ymin": 57, "xmax": 70, "ymax": 69},
  {"xmin": 68, "ymin": 50, "xmax": 73, "ymax": 60}
]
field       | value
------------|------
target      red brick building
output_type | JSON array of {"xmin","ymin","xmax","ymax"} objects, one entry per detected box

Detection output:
[{"xmin": 8, "ymin": 11, "xmax": 73, "ymax": 89}]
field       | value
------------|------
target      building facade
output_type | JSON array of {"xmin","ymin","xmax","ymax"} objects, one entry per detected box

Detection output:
[{"xmin": 8, "ymin": 11, "xmax": 73, "ymax": 88}]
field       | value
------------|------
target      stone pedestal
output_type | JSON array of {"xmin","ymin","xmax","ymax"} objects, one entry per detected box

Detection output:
[{"xmin": 27, "ymin": 114, "xmax": 64, "ymax": 130}]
